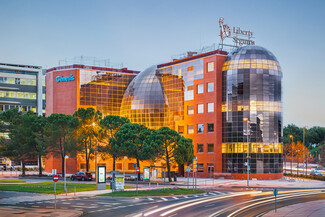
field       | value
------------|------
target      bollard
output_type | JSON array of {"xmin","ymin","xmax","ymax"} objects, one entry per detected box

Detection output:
[
  {"xmin": 74, "ymin": 186, "xmax": 76, "ymax": 196},
  {"xmin": 149, "ymin": 182, "xmax": 151, "ymax": 189},
  {"xmin": 66, "ymin": 187, "xmax": 67, "ymax": 196},
  {"xmin": 157, "ymin": 183, "xmax": 158, "ymax": 187}
]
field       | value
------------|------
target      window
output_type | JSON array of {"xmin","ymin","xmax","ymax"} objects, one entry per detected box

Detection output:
[
  {"xmin": 197, "ymin": 144, "xmax": 204, "ymax": 153},
  {"xmin": 207, "ymin": 82, "xmax": 214, "ymax": 92},
  {"xmin": 207, "ymin": 123, "xmax": 214, "ymax": 132},
  {"xmin": 187, "ymin": 66, "xmax": 194, "ymax": 71},
  {"xmin": 185, "ymin": 90, "xmax": 194, "ymax": 101},
  {"xmin": 187, "ymin": 105, "xmax": 194, "ymax": 115},
  {"xmin": 178, "ymin": 126, "xmax": 184, "ymax": 134},
  {"xmin": 187, "ymin": 125, "xmax": 194, "ymax": 134},
  {"xmin": 208, "ymin": 144, "xmax": 214, "ymax": 153},
  {"xmin": 197, "ymin": 104, "xmax": 204, "ymax": 114},
  {"xmin": 197, "ymin": 124, "xmax": 204, "ymax": 133},
  {"xmin": 128, "ymin": 163, "xmax": 135, "ymax": 170},
  {"xmin": 198, "ymin": 164, "xmax": 204, "ymax": 172},
  {"xmin": 116, "ymin": 163, "xmax": 122, "ymax": 170},
  {"xmin": 207, "ymin": 62, "xmax": 214, "ymax": 72},
  {"xmin": 207, "ymin": 103, "xmax": 214, "ymax": 113},
  {"xmin": 197, "ymin": 84, "xmax": 204, "ymax": 94}
]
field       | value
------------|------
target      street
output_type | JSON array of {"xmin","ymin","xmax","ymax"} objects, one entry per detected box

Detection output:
[{"xmin": 1, "ymin": 188, "xmax": 324, "ymax": 216}]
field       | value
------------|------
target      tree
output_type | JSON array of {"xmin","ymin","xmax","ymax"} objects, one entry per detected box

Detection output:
[
  {"xmin": 174, "ymin": 137, "xmax": 194, "ymax": 177},
  {"xmin": 100, "ymin": 115, "xmax": 129, "ymax": 171},
  {"xmin": 22, "ymin": 113, "xmax": 47, "ymax": 176},
  {"xmin": 74, "ymin": 108, "xmax": 102, "ymax": 172},
  {"xmin": 114, "ymin": 123, "xmax": 158, "ymax": 180},
  {"xmin": 153, "ymin": 127, "xmax": 181, "ymax": 182},
  {"xmin": 0, "ymin": 109, "xmax": 36, "ymax": 175},
  {"xmin": 46, "ymin": 113, "xmax": 79, "ymax": 177}
]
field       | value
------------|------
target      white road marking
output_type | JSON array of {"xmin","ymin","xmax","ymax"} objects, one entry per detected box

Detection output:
[
  {"xmin": 161, "ymin": 197, "xmax": 168, "ymax": 201},
  {"xmin": 172, "ymin": 197, "xmax": 178, "ymax": 200},
  {"xmin": 148, "ymin": 198, "xmax": 154, "ymax": 201},
  {"xmin": 183, "ymin": 196, "xmax": 189, "ymax": 198},
  {"xmin": 143, "ymin": 191, "xmax": 261, "ymax": 217}
]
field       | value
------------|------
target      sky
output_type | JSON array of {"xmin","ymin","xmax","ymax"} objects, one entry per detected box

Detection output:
[{"xmin": 0, "ymin": 0, "xmax": 324, "ymax": 128}]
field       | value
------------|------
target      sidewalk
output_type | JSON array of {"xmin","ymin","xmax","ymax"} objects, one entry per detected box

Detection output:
[
  {"xmin": 263, "ymin": 199, "xmax": 325, "ymax": 217},
  {"xmin": 0, "ymin": 206, "xmax": 82, "ymax": 217},
  {"xmin": 176, "ymin": 177, "xmax": 325, "ymax": 189}
]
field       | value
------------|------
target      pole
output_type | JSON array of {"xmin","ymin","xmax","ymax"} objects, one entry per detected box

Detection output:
[
  {"xmin": 303, "ymin": 127, "xmax": 305, "ymax": 178},
  {"xmin": 136, "ymin": 170, "xmax": 138, "ymax": 195},
  {"xmin": 275, "ymin": 195, "xmax": 277, "ymax": 212},
  {"xmin": 246, "ymin": 120, "xmax": 250, "ymax": 187},
  {"xmin": 192, "ymin": 158, "xmax": 195, "ymax": 192},
  {"xmin": 95, "ymin": 141, "xmax": 98, "ymax": 190},
  {"xmin": 187, "ymin": 171, "xmax": 189, "ymax": 189},
  {"xmin": 64, "ymin": 157, "xmax": 66, "ymax": 192},
  {"xmin": 54, "ymin": 182, "xmax": 56, "ymax": 209}
]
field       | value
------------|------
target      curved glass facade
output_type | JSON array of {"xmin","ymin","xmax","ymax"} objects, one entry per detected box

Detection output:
[
  {"xmin": 120, "ymin": 65, "xmax": 168, "ymax": 129},
  {"xmin": 221, "ymin": 45, "xmax": 283, "ymax": 174}
]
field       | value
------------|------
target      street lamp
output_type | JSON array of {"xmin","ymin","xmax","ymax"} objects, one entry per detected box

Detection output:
[
  {"xmin": 289, "ymin": 135, "xmax": 294, "ymax": 174},
  {"xmin": 123, "ymin": 156, "xmax": 127, "ymax": 177},
  {"xmin": 92, "ymin": 122, "xmax": 99, "ymax": 190},
  {"xmin": 64, "ymin": 155, "xmax": 69, "ymax": 192},
  {"xmin": 243, "ymin": 118, "xmax": 250, "ymax": 187}
]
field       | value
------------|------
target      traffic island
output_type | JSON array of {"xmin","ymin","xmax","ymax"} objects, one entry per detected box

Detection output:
[{"xmin": 98, "ymin": 188, "xmax": 205, "ymax": 197}]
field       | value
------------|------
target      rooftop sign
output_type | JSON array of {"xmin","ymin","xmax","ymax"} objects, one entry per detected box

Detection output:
[
  {"xmin": 219, "ymin": 17, "xmax": 255, "ymax": 47},
  {"xmin": 56, "ymin": 74, "xmax": 74, "ymax": 82}
]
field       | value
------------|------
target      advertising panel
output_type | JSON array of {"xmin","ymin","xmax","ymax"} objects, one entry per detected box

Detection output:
[
  {"xmin": 115, "ymin": 175, "xmax": 125, "ymax": 191},
  {"xmin": 143, "ymin": 168, "xmax": 150, "ymax": 180},
  {"xmin": 98, "ymin": 166, "xmax": 106, "ymax": 183}
]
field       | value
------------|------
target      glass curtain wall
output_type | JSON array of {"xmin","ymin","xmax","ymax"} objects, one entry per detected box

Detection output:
[{"xmin": 221, "ymin": 46, "xmax": 283, "ymax": 174}]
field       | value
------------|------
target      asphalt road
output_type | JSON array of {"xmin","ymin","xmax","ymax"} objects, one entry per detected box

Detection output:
[{"xmin": 1, "ymin": 188, "xmax": 324, "ymax": 217}]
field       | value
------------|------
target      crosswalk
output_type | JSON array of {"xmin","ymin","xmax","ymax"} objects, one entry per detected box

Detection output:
[{"xmin": 18, "ymin": 191, "xmax": 232, "ymax": 213}]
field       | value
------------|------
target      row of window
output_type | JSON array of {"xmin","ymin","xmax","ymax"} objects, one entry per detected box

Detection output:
[
  {"xmin": 0, "ymin": 104, "xmax": 36, "ymax": 112},
  {"xmin": 0, "ymin": 77, "xmax": 37, "ymax": 86},
  {"xmin": 185, "ymin": 81, "xmax": 215, "ymax": 101},
  {"xmin": 197, "ymin": 82, "xmax": 214, "ymax": 94},
  {"xmin": 197, "ymin": 143, "xmax": 215, "ymax": 153},
  {"xmin": 178, "ymin": 123, "xmax": 215, "ymax": 134},
  {"xmin": 0, "ymin": 91, "xmax": 37, "ymax": 100},
  {"xmin": 195, "ymin": 163, "xmax": 214, "ymax": 173},
  {"xmin": 187, "ymin": 103, "xmax": 214, "ymax": 115}
]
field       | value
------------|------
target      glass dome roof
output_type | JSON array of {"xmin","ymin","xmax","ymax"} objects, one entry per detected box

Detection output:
[
  {"xmin": 226, "ymin": 45, "xmax": 279, "ymax": 62},
  {"xmin": 120, "ymin": 65, "xmax": 167, "ymax": 129}
]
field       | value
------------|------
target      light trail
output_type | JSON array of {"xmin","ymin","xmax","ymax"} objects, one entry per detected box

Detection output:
[
  {"xmin": 143, "ymin": 191, "xmax": 261, "ymax": 216},
  {"xmin": 158, "ymin": 192, "xmax": 262, "ymax": 217},
  {"xmin": 209, "ymin": 190, "xmax": 324, "ymax": 217},
  {"xmin": 227, "ymin": 191, "xmax": 325, "ymax": 217}
]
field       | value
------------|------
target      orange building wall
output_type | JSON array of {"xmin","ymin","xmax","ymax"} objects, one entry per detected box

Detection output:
[{"xmin": 46, "ymin": 69, "xmax": 78, "ymax": 116}]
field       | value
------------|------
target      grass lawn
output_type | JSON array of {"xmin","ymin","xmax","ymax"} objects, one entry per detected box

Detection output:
[
  {"xmin": 0, "ymin": 182, "xmax": 106, "ymax": 194},
  {"xmin": 0, "ymin": 180, "xmax": 28, "ymax": 184},
  {"xmin": 99, "ymin": 188, "xmax": 205, "ymax": 197},
  {"xmin": 0, "ymin": 181, "xmax": 135, "ymax": 194}
]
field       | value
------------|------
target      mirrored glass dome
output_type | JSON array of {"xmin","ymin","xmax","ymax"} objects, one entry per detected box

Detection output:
[{"xmin": 120, "ymin": 65, "xmax": 168, "ymax": 129}]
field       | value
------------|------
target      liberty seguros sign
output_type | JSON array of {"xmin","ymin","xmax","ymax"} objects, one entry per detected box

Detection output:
[{"xmin": 219, "ymin": 17, "xmax": 255, "ymax": 46}]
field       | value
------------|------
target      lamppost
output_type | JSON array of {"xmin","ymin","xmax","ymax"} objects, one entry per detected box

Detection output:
[
  {"xmin": 92, "ymin": 122, "xmax": 98, "ymax": 190},
  {"xmin": 303, "ymin": 127, "xmax": 307, "ymax": 177},
  {"xmin": 123, "ymin": 156, "xmax": 127, "ymax": 177},
  {"xmin": 289, "ymin": 135, "xmax": 294, "ymax": 174},
  {"xmin": 64, "ymin": 155, "xmax": 69, "ymax": 192},
  {"xmin": 243, "ymin": 118, "xmax": 250, "ymax": 187}
]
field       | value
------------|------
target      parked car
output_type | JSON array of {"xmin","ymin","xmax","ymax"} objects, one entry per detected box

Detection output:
[
  {"xmin": 310, "ymin": 170, "xmax": 322, "ymax": 176},
  {"xmin": 71, "ymin": 172, "xmax": 93, "ymax": 181}
]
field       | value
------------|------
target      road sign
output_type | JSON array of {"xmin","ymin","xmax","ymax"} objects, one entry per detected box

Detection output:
[
  {"xmin": 136, "ymin": 168, "xmax": 140, "ymax": 173},
  {"xmin": 273, "ymin": 188, "xmax": 278, "ymax": 196},
  {"xmin": 53, "ymin": 174, "xmax": 59, "ymax": 182},
  {"xmin": 134, "ymin": 163, "xmax": 137, "ymax": 168},
  {"xmin": 247, "ymin": 165, "xmax": 250, "ymax": 171},
  {"xmin": 186, "ymin": 166, "xmax": 191, "ymax": 172}
]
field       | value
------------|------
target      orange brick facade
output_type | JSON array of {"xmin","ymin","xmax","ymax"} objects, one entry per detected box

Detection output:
[{"xmin": 44, "ymin": 51, "xmax": 283, "ymax": 180}]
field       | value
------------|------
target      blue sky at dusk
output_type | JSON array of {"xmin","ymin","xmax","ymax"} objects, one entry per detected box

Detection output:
[{"xmin": 0, "ymin": 0, "xmax": 324, "ymax": 127}]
